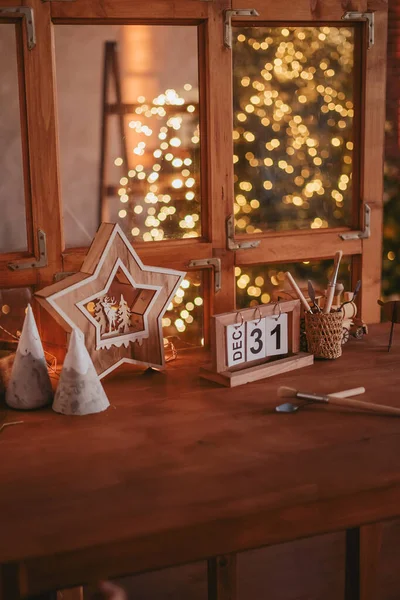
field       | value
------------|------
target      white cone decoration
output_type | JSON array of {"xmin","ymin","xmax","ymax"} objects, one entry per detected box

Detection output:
[
  {"xmin": 6, "ymin": 304, "xmax": 53, "ymax": 410},
  {"xmin": 53, "ymin": 328, "xmax": 110, "ymax": 416}
]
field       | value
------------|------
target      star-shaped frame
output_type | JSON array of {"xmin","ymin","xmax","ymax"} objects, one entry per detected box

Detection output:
[
  {"xmin": 36, "ymin": 223, "xmax": 186, "ymax": 379},
  {"xmin": 76, "ymin": 257, "xmax": 161, "ymax": 351}
]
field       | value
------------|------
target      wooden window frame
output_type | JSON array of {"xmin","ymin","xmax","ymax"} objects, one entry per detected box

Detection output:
[{"xmin": 0, "ymin": 0, "xmax": 388, "ymax": 356}]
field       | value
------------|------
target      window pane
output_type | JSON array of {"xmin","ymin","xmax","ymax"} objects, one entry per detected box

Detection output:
[
  {"xmin": 162, "ymin": 270, "xmax": 204, "ymax": 348},
  {"xmin": 55, "ymin": 25, "xmax": 200, "ymax": 248},
  {"xmin": 0, "ymin": 25, "xmax": 27, "ymax": 252},
  {"xmin": 0, "ymin": 287, "xmax": 32, "ymax": 342},
  {"xmin": 236, "ymin": 258, "xmax": 351, "ymax": 308},
  {"xmin": 233, "ymin": 26, "xmax": 355, "ymax": 234}
]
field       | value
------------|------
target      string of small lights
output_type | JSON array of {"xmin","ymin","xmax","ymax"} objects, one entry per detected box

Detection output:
[
  {"xmin": 111, "ymin": 86, "xmax": 203, "ymax": 344},
  {"xmin": 111, "ymin": 26, "xmax": 356, "ymax": 343},
  {"xmin": 232, "ymin": 25, "xmax": 355, "ymax": 235},
  {"xmin": 113, "ymin": 86, "xmax": 200, "ymax": 243}
]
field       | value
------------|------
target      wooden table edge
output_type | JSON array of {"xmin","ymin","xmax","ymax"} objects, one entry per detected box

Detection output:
[{"xmin": 11, "ymin": 481, "xmax": 400, "ymax": 597}]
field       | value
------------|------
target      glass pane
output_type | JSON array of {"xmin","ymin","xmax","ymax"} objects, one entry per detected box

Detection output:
[
  {"xmin": 0, "ymin": 25, "xmax": 27, "ymax": 252},
  {"xmin": 55, "ymin": 25, "xmax": 200, "ymax": 248},
  {"xmin": 236, "ymin": 258, "xmax": 351, "ymax": 308},
  {"xmin": 162, "ymin": 270, "xmax": 204, "ymax": 348},
  {"xmin": 0, "ymin": 287, "xmax": 32, "ymax": 343},
  {"xmin": 233, "ymin": 26, "xmax": 355, "ymax": 234}
]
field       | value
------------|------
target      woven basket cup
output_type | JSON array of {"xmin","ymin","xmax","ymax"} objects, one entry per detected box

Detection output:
[{"xmin": 305, "ymin": 311, "xmax": 343, "ymax": 359}]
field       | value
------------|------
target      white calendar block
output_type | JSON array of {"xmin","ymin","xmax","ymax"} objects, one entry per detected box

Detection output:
[
  {"xmin": 246, "ymin": 318, "xmax": 267, "ymax": 361},
  {"xmin": 265, "ymin": 313, "xmax": 288, "ymax": 357},
  {"xmin": 226, "ymin": 323, "xmax": 246, "ymax": 367}
]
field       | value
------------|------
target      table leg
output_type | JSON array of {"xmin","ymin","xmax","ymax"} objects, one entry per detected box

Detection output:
[
  {"xmin": 345, "ymin": 523, "xmax": 383, "ymax": 600},
  {"xmin": 0, "ymin": 563, "xmax": 20, "ymax": 600},
  {"xmin": 208, "ymin": 554, "xmax": 236, "ymax": 600}
]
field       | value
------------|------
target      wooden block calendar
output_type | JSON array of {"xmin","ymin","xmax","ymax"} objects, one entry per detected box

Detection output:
[{"xmin": 200, "ymin": 299, "xmax": 313, "ymax": 387}]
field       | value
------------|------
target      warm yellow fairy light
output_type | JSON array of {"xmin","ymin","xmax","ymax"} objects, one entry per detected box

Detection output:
[{"xmin": 109, "ymin": 30, "xmax": 355, "ymax": 335}]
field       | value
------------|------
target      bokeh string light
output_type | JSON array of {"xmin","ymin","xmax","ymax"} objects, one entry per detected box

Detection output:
[
  {"xmin": 235, "ymin": 259, "xmax": 352, "ymax": 309},
  {"xmin": 111, "ymin": 26, "xmax": 357, "ymax": 343},
  {"xmin": 232, "ymin": 25, "xmax": 355, "ymax": 234},
  {"xmin": 113, "ymin": 86, "xmax": 201, "ymax": 243},
  {"xmin": 233, "ymin": 25, "xmax": 356, "ymax": 310},
  {"xmin": 111, "ymin": 85, "xmax": 204, "ymax": 345}
]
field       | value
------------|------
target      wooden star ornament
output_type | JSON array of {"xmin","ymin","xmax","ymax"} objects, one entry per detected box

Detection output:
[{"xmin": 36, "ymin": 223, "xmax": 186, "ymax": 378}]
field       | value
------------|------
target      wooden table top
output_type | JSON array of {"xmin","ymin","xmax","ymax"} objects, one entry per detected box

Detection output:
[{"xmin": 1, "ymin": 324, "xmax": 400, "ymax": 592}]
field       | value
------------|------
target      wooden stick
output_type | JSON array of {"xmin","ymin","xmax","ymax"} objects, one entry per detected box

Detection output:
[
  {"xmin": 329, "ymin": 387, "xmax": 365, "ymax": 398},
  {"xmin": 324, "ymin": 250, "xmax": 343, "ymax": 314},
  {"xmin": 285, "ymin": 272, "xmax": 312, "ymax": 313},
  {"xmin": 388, "ymin": 302, "xmax": 397, "ymax": 352},
  {"xmin": 327, "ymin": 394, "xmax": 400, "ymax": 417}
]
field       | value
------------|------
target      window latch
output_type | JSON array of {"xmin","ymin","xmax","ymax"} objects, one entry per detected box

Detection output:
[
  {"xmin": 8, "ymin": 230, "xmax": 48, "ymax": 271},
  {"xmin": 224, "ymin": 9, "xmax": 259, "ymax": 49},
  {"xmin": 342, "ymin": 11, "xmax": 374, "ymax": 49},
  {"xmin": 188, "ymin": 258, "xmax": 221, "ymax": 293},
  {"xmin": 0, "ymin": 7, "xmax": 35, "ymax": 50},
  {"xmin": 226, "ymin": 214, "xmax": 261, "ymax": 251},
  {"xmin": 340, "ymin": 203, "xmax": 371, "ymax": 241}
]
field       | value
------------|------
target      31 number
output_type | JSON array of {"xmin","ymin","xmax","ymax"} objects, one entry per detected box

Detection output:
[
  {"xmin": 250, "ymin": 327, "xmax": 263, "ymax": 355},
  {"xmin": 271, "ymin": 323, "xmax": 281, "ymax": 350},
  {"xmin": 265, "ymin": 314, "xmax": 288, "ymax": 356},
  {"xmin": 246, "ymin": 320, "xmax": 267, "ymax": 360}
]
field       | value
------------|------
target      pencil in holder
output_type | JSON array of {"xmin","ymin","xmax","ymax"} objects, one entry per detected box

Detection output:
[{"xmin": 305, "ymin": 311, "xmax": 343, "ymax": 359}]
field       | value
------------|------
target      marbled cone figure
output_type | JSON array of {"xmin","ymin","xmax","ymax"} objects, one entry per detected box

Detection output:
[
  {"xmin": 53, "ymin": 328, "xmax": 110, "ymax": 416},
  {"xmin": 5, "ymin": 304, "xmax": 53, "ymax": 410}
]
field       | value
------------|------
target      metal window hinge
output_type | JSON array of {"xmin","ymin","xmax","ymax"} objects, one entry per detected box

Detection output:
[
  {"xmin": 340, "ymin": 203, "xmax": 371, "ymax": 240},
  {"xmin": 0, "ymin": 7, "xmax": 35, "ymax": 50},
  {"xmin": 226, "ymin": 214, "xmax": 261, "ymax": 251},
  {"xmin": 188, "ymin": 258, "xmax": 221, "ymax": 293},
  {"xmin": 224, "ymin": 9, "xmax": 259, "ymax": 49},
  {"xmin": 342, "ymin": 11, "xmax": 374, "ymax": 49},
  {"xmin": 8, "ymin": 229, "xmax": 48, "ymax": 270}
]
